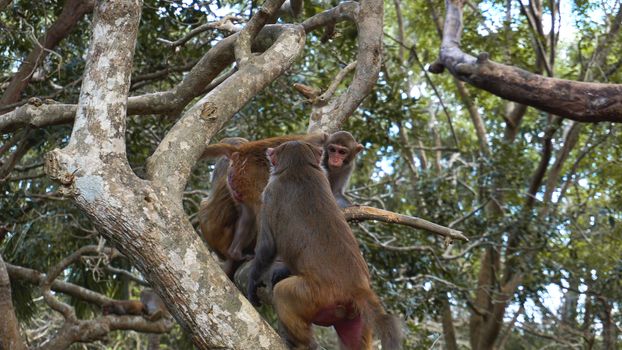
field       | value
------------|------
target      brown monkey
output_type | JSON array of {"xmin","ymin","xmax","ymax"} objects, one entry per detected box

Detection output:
[
  {"xmin": 271, "ymin": 131, "xmax": 364, "ymax": 286},
  {"xmin": 198, "ymin": 137, "xmax": 253, "ymax": 277},
  {"xmin": 102, "ymin": 289, "xmax": 169, "ymax": 321},
  {"xmin": 323, "ymin": 131, "xmax": 364, "ymax": 209},
  {"xmin": 140, "ymin": 288, "xmax": 171, "ymax": 321},
  {"xmin": 200, "ymin": 133, "xmax": 328, "ymax": 269},
  {"xmin": 102, "ymin": 299, "xmax": 145, "ymax": 316},
  {"xmin": 247, "ymin": 141, "xmax": 402, "ymax": 350}
]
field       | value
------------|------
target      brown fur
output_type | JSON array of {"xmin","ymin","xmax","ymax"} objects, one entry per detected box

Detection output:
[
  {"xmin": 248, "ymin": 141, "xmax": 402, "ymax": 350},
  {"xmin": 323, "ymin": 131, "xmax": 364, "ymax": 208},
  {"xmin": 200, "ymin": 133, "xmax": 327, "ymax": 277},
  {"xmin": 140, "ymin": 288, "xmax": 170, "ymax": 321},
  {"xmin": 102, "ymin": 299, "xmax": 145, "ymax": 316},
  {"xmin": 199, "ymin": 137, "xmax": 251, "ymax": 277}
]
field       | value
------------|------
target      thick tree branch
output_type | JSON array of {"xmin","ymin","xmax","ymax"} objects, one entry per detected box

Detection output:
[
  {"xmin": 42, "ymin": 2, "xmax": 286, "ymax": 348},
  {"xmin": 430, "ymin": 0, "xmax": 622, "ymax": 123},
  {"xmin": 306, "ymin": 0, "xmax": 383, "ymax": 133},
  {"xmin": 147, "ymin": 25, "xmax": 305, "ymax": 201},
  {"xmin": 234, "ymin": 0, "xmax": 286, "ymax": 66}
]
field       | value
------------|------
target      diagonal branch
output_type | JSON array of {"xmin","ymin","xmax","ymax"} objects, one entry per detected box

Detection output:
[
  {"xmin": 146, "ymin": 25, "xmax": 306, "ymax": 201},
  {"xmin": 234, "ymin": 0, "xmax": 286, "ymax": 66},
  {"xmin": 343, "ymin": 205, "xmax": 468, "ymax": 242},
  {"xmin": 430, "ymin": 0, "xmax": 622, "ymax": 123}
]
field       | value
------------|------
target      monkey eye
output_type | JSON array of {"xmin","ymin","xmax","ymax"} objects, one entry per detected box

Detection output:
[
  {"xmin": 329, "ymin": 146, "xmax": 337, "ymax": 153},
  {"xmin": 338, "ymin": 149, "xmax": 347, "ymax": 155}
]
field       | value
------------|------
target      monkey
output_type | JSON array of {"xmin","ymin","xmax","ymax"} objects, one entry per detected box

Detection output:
[
  {"xmin": 102, "ymin": 289, "xmax": 170, "ymax": 321},
  {"xmin": 200, "ymin": 133, "xmax": 328, "ymax": 271},
  {"xmin": 247, "ymin": 141, "xmax": 402, "ymax": 350},
  {"xmin": 198, "ymin": 137, "xmax": 253, "ymax": 278},
  {"xmin": 102, "ymin": 299, "xmax": 144, "ymax": 316},
  {"xmin": 140, "ymin": 288, "xmax": 171, "ymax": 321},
  {"xmin": 269, "ymin": 131, "xmax": 364, "ymax": 287},
  {"xmin": 323, "ymin": 131, "xmax": 364, "ymax": 209}
]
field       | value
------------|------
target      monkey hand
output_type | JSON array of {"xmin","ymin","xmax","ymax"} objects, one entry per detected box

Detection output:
[
  {"xmin": 270, "ymin": 266, "xmax": 291, "ymax": 287},
  {"xmin": 247, "ymin": 279, "xmax": 263, "ymax": 307}
]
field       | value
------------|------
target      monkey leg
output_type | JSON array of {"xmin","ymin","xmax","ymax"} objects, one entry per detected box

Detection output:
[
  {"xmin": 272, "ymin": 276, "xmax": 318, "ymax": 350},
  {"xmin": 335, "ymin": 321, "xmax": 372, "ymax": 350}
]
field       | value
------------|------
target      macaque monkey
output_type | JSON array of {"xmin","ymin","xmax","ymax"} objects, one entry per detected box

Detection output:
[
  {"xmin": 270, "ymin": 131, "xmax": 364, "ymax": 286},
  {"xmin": 102, "ymin": 289, "xmax": 169, "ymax": 321},
  {"xmin": 200, "ymin": 133, "xmax": 328, "ymax": 272},
  {"xmin": 323, "ymin": 131, "xmax": 364, "ymax": 208},
  {"xmin": 102, "ymin": 299, "xmax": 144, "ymax": 316},
  {"xmin": 140, "ymin": 288, "xmax": 171, "ymax": 321},
  {"xmin": 247, "ymin": 141, "xmax": 402, "ymax": 350},
  {"xmin": 198, "ymin": 137, "xmax": 253, "ymax": 277}
]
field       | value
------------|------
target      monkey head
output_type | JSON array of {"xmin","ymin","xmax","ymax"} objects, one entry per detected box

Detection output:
[
  {"xmin": 267, "ymin": 141, "xmax": 323, "ymax": 171},
  {"xmin": 325, "ymin": 131, "xmax": 363, "ymax": 169}
]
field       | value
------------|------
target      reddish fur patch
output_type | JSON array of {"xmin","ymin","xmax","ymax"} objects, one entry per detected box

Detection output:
[{"xmin": 312, "ymin": 304, "xmax": 363, "ymax": 350}]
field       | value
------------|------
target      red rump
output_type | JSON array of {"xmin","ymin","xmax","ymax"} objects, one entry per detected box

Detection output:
[{"xmin": 312, "ymin": 303, "xmax": 364, "ymax": 349}]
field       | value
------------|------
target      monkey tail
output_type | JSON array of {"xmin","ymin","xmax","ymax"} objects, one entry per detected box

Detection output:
[
  {"xmin": 357, "ymin": 291, "xmax": 403, "ymax": 349},
  {"xmin": 201, "ymin": 143, "xmax": 239, "ymax": 159}
]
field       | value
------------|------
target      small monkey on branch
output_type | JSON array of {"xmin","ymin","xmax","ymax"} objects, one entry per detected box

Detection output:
[
  {"xmin": 247, "ymin": 141, "xmax": 403, "ymax": 349},
  {"xmin": 102, "ymin": 288, "xmax": 170, "ymax": 321}
]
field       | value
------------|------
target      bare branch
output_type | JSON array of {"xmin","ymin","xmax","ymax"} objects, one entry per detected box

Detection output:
[
  {"xmin": 431, "ymin": 0, "xmax": 622, "ymax": 123},
  {"xmin": 343, "ymin": 205, "xmax": 469, "ymax": 242},
  {"xmin": 157, "ymin": 16, "xmax": 243, "ymax": 48},
  {"xmin": 7, "ymin": 262, "xmax": 115, "ymax": 306},
  {"xmin": 316, "ymin": 60, "xmax": 357, "ymax": 102}
]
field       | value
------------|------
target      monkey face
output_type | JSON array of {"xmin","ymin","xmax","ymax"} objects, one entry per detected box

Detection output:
[{"xmin": 327, "ymin": 144, "xmax": 350, "ymax": 168}]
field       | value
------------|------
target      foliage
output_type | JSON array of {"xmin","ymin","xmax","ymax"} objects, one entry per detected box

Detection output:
[{"xmin": 1, "ymin": 0, "xmax": 621, "ymax": 348}]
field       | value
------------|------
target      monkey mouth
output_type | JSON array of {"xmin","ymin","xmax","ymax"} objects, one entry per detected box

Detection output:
[{"xmin": 329, "ymin": 159, "xmax": 343, "ymax": 168}]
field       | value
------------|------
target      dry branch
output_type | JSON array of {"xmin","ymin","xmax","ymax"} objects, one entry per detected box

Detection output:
[
  {"xmin": 343, "ymin": 205, "xmax": 468, "ymax": 242},
  {"xmin": 431, "ymin": 0, "xmax": 622, "ymax": 123}
]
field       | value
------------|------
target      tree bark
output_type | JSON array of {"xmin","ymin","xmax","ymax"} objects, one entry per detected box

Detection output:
[
  {"xmin": 0, "ymin": 254, "xmax": 28, "ymax": 350},
  {"xmin": 43, "ymin": 1, "xmax": 286, "ymax": 348}
]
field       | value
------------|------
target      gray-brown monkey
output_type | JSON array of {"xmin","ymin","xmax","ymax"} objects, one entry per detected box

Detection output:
[{"xmin": 247, "ymin": 141, "xmax": 401, "ymax": 350}]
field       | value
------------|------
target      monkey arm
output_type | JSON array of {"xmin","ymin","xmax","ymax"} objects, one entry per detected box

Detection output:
[
  {"xmin": 334, "ymin": 193, "xmax": 353, "ymax": 208},
  {"xmin": 247, "ymin": 222, "xmax": 277, "ymax": 306},
  {"xmin": 227, "ymin": 204, "xmax": 256, "ymax": 261}
]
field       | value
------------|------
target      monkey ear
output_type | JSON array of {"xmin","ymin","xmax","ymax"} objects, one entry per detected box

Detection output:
[
  {"xmin": 201, "ymin": 143, "xmax": 239, "ymax": 159},
  {"xmin": 354, "ymin": 143, "xmax": 364, "ymax": 154},
  {"xmin": 266, "ymin": 148, "xmax": 276, "ymax": 166}
]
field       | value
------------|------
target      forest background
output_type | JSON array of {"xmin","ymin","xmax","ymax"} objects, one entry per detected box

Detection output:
[{"xmin": 0, "ymin": 0, "xmax": 621, "ymax": 349}]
